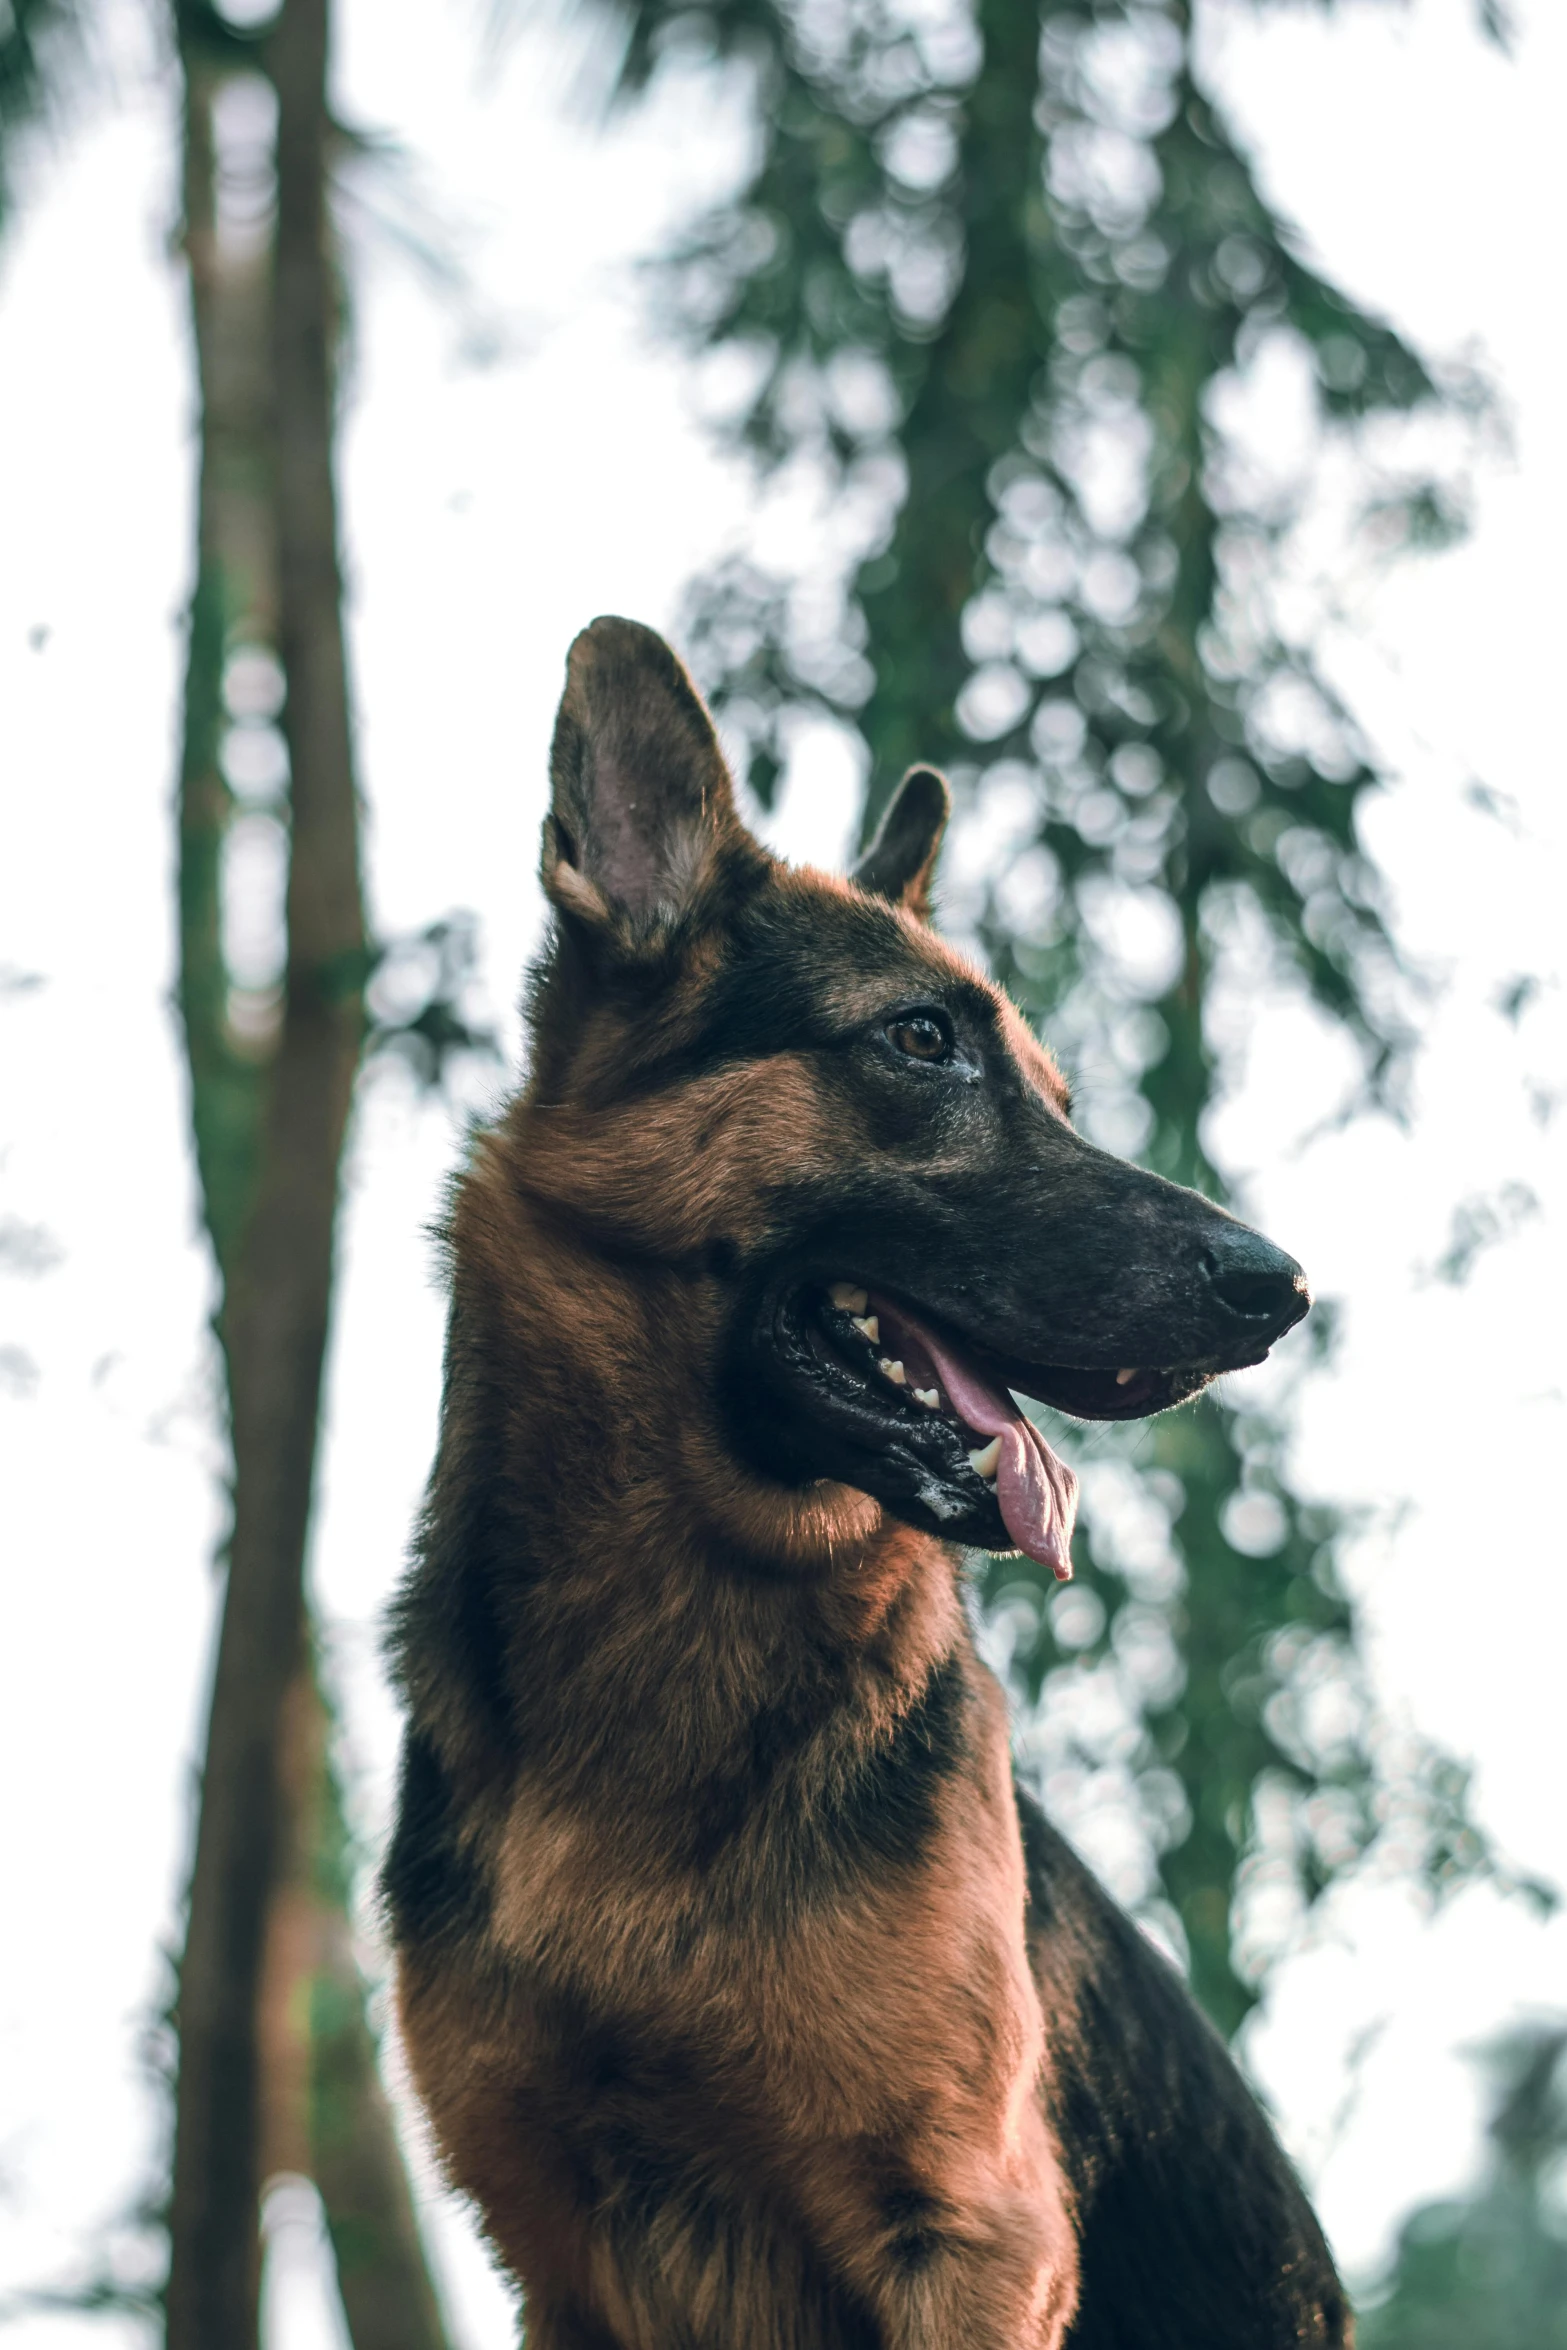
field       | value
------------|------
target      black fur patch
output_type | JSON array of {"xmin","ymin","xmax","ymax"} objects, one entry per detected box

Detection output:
[
  {"xmin": 569, "ymin": 885, "xmax": 994, "ymax": 1111},
  {"xmin": 688, "ymin": 1654, "xmax": 971, "ymax": 1912},
  {"xmin": 382, "ymin": 1729, "xmax": 491, "ymax": 1951},
  {"xmin": 386, "ymin": 1313, "xmax": 522, "ymax": 1759},
  {"xmin": 696, "ymin": 893, "xmax": 1001, "ymax": 1089},
  {"xmin": 879, "ymin": 2181, "xmax": 944, "ymax": 2274},
  {"xmin": 827, "ymin": 1653, "xmax": 971, "ymax": 1873},
  {"xmin": 1013, "ymin": 1779, "xmax": 1352, "ymax": 2348}
]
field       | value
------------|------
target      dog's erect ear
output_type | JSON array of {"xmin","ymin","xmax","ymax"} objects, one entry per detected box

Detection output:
[
  {"xmin": 851, "ymin": 765, "xmax": 951, "ymax": 922},
  {"xmin": 543, "ymin": 616, "xmax": 743, "ymax": 931}
]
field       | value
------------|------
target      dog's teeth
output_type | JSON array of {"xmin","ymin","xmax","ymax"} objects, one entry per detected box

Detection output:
[
  {"xmin": 968, "ymin": 1438, "xmax": 1001, "ymax": 1481},
  {"xmin": 1116, "ymin": 1367, "xmax": 1138, "ymax": 1386},
  {"xmin": 829, "ymin": 1282, "xmax": 869, "ymax": 1315},
  {"xmin": 878, "ymin": 1358, "xmax": 907, "ymax": 1386},
  {"xmin": 852, "ymin": 1314, "xmax": 880, "ymax": 1344},
  {"xmin": 913, "ymin": 1387, "xmax": 940, "ymax": 1410}
]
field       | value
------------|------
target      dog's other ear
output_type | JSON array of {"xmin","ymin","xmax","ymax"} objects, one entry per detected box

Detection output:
[
  {"xmin": 851, "ymin": 765, "xmax": 951, "ymax": 922},
  {"xmin": 543, "ymin": 616, "xmax": 745, "ymax": 931}
]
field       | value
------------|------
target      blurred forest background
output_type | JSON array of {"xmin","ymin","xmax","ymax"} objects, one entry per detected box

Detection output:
[{"xmin": 1, "ymin": 0, "xmax": 1565, "ymax": 2343}]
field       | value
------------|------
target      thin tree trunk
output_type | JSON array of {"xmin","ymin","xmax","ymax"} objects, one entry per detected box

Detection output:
[
  {"xmin": 167, "ymin": 24, "xmax": 286, "ymax": 2335},
  {"xmin": 309, "ymin": 1750, "xmax": 454, "ymax": 2350},
  {"xmin": 166, "ymin": 7, "xmax": 450, "ymax": 2343}
]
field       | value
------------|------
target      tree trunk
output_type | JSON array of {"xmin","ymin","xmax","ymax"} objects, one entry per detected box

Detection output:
[
  {"xmin": 167, "ymin": 23, "xmax": 287, "ymax": 2335},
  {"xmin": 166, "ymin": 6, "xmax": 450, "ymax": 2344},
  {"xmin": 309, "ymin": 1739, "xmax": 454, "ymax": 2350}
]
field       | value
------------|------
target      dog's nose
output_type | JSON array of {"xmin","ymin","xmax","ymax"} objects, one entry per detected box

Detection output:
[{"xmin": 1200, "ymin": 1227, "xmax": 1310, "ymax": 1338}]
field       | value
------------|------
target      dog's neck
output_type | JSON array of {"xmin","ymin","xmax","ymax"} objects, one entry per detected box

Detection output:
[{"xmin": 405, "ymin": 1120, "xmax": 967, "ymax": 1813}]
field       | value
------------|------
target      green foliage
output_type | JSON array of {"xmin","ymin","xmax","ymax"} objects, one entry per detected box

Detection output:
[
  {"xmin": 365, "ymin": 913, "xmax": 501, "ymax": 1091},
  {"xmin": 1358, "ymin": 2026, "xmax": 1567, "ymax": 2349},
  {"xmin": 0, "ymin": 0, "xmax": 81, "ymax": 235},
  {"xmin": 602, "ymin": 0, "xmax": 1505, "ymax": 2027}
]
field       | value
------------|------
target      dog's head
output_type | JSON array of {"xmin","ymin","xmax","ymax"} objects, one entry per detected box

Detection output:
[{"xmin": 514, "ymin": 616, "xmax": 1309, "ymax": 1578}]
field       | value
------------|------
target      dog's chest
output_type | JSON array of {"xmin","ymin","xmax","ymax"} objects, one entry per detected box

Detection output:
[{"xmin": 478, "ymin": 1729, "xmax": 1043, "ymax": 2127}]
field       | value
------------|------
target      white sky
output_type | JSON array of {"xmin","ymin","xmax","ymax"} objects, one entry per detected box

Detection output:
[{"xmin": 1, "ymin": 0, "xmax": 1564, "ymax": 2340}]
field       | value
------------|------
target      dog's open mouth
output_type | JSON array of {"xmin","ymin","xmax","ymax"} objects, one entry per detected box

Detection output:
[
  {"xmin": 756, "ymin": 1276, "xmax": 1233, "ymax": 1581},
  {"xmin": 819, "ymin": 1283, "xmax": 1081, "ymax": 1581}
]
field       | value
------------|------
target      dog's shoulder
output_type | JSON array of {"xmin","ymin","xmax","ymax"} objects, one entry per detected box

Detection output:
[{"xmin": 1016, "ymin": 1784, "xmax": 1352, "ymax": 2348}]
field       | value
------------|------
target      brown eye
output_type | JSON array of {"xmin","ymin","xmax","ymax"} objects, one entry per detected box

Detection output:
[{"xmin": 887, "ymin": 1011, "xmax": 953, "ymax": 1063}]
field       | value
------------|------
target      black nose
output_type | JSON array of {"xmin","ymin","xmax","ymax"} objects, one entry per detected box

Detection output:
[{"xmin": 1201, "ymin": 1227, "xmax": 1310, "ymax": 1338}]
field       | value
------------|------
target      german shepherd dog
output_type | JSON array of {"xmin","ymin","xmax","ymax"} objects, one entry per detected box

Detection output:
[{"xmin": 386, "ymin": 618, "xmax": 1349, "ymax": 2348}]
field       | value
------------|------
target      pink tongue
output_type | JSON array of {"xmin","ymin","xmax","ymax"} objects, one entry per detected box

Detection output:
[{"xmin": 871, "ymin": 1299, "xmax": 1079, "ymax": 1582}]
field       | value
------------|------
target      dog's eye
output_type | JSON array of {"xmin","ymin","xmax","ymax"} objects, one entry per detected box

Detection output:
[{"xmin": 886, "ymin": 1011, "xmax": 953, "ymax": 1064}]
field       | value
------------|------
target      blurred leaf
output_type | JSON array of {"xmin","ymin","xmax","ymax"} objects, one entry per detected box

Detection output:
[
  {"xmin": 1425, "ymin": 1180, "xmax": 1540, "ymax": 1287},
  {"xmin": 0, "ymin": 0, "xmax": 83, "ymax": 234},
  {"xmin": 364, "ymin": 912, "xmax": 501, "ymax": 1092},
  {"xmin": 1474, "ymin": 0, "xmax": 1516, "ymax": 53}
]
